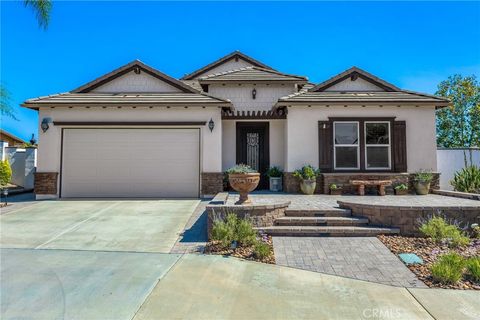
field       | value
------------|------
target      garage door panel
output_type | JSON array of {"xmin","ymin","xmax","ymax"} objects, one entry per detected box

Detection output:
[{"xmin": 62, "ymin": 129, "xmax": 200, "ymax": 198}]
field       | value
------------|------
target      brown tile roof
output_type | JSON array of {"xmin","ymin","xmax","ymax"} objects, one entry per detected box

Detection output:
[
  {"xmin": 181, "ymin": 50, "xmax": 275, "ymax": 80},
  {"xmin": 71, "ymin": 60, "xmax": 199, "ymax": 93},
  {"xmin": 198, "ymin": 66, "xmax": 308, "ymax": 83},
  {"xmin": 22, "ymin": 92, "xmax": 233, "ymax": 110},
  {"xmin": 0, "ymin": 129, "xmax": 26, "ymax": 144}
]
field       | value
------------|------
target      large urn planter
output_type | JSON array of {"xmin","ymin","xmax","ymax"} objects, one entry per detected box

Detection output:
[
  {"xmin": 229, "ymin": 173, "xmax": 260, "ymax": 204},
  {"xmin": 300, "ymin": 179, "xmax": 316, "ymax": 195}
]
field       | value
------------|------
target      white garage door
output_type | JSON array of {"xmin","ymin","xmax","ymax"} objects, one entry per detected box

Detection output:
[{"xmin": 61, "ymin": 128, "xmax": 200, "ymax": 198}]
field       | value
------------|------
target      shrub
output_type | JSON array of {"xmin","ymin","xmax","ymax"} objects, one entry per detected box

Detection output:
[
  {"xmin": 419, "ymin": 216, "xmax": 470, "ymax": 248},
  {"xmin": 0, "ymin": 160, "xmax": 12, "ymax": 186},
  {"xmin": 466, "ymin": 256, "xmax": 480, "ymax": 282},
  {"xmin": 266, "ymin": 166, "xmax": 283, "ymax": 178},
  {"xmin": 329, "ymin": 184, "xmax": 340, "ymax": 190},
  {"xmin": 293, "ymin": 165, "xmax": 320, "ymax": 181},
  {"xmin": 431, "ymin": 252, "xmax": 466, "ymax": 284},
  {"xmin": 395, "ymin": 183, "xmax": 408, "ymax": 190},
  {"xmin": 226, "ymin": 164, "xmax": 257, "ymax": 174},
  {"xmin": 414, "ymin": 169, "xmax": 434, "ymax": 183},
  {"xmin": 450, "ymin": 165, "xmax": 480, "ymax": 194},
  {"xmin": 211, "ymin": 213, "xmax": 256, "ymax": 248},
  {"xmin": 253, "ymin": 241, "xmax": 271, "ymax": 259}
]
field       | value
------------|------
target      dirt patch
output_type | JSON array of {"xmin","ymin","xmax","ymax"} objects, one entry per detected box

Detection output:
[
  {"xmin": 205, "ymin": 236, "xmax": 275, "ymax": 264},
  {"xmin": 378, "ymin": 235, "xmax": 480, "ymax": 290}
]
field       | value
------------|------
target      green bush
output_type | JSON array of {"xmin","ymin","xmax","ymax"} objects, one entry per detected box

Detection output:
[
  {"xmin": 450, "ymin": 165, "xmax": 480, "ymax": 194},
  {"xmin": 466, "ymin": 256, "xmax": 480, "ymax": 282},
  {"xmin": 211, "ymin": 213, "xmax": 257, "ymax": 248},
  {"xmin": 414, "ymin": 169, "xmax": 434, "ymax": 183},
  {"xmin": 431, "ymin": 252, "xmax": 466, "ymax": 284},
  {"xmin": 419, "ymin": 216, "xmax": 470, "ymax": 247},
  {"xmin": 293, "ymin": 165, "xmax": 320, "ymax": 180},
  {"xmin": 226, "ymin": 164, "xmax": 257, "ymax": 174},
  {"xmin": 395, "ymin": 183, "xmax": 408, "ymax": 190},
  {"xmin": 266, "ymin": 166, "xmax": 283, "ymax": 178},
  {"xmin": 0, "ymin": 160, "xmax": 12, "ymax": 186},
  {"xmin": 253, "ymin": 241, "xmax": 271, "ymax": 259}
]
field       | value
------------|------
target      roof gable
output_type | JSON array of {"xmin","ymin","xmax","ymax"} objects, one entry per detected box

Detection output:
[
  {"xmin": 181, "ymin": 51, "xmax": 275, "ymax": 80},
  {"xmin": 71, "ymin": 60, "xmax": 198, "ymax": 93},
  {"xmin": 198, "ymin": 66, "xmax": 308, "ymax": 83},
  {"xmin": 310, "ymin": 67, "xmax": 400, "ymax": 92}
]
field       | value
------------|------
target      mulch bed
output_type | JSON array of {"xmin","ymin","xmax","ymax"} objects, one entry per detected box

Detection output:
[
  {"xmin": 378, "ymin": 235, "xmax": 480, "ymax": 290},
  {"xmin": 205, "ymin": 236, "xmax": 275, "ymax": 264}
]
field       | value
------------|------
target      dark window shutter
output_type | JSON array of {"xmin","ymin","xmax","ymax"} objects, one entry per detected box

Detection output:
[
  {"xmin": 318, "ymin": 121, "xmax": 333, "ymax": 172},
  {"xmin": 393, "ymin": 121, "xmax": 407, "ymax": 172}
]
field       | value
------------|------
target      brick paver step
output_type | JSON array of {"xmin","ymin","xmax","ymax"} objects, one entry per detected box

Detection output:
[
  {"xmin": 255, "ymin": 226, "xmax": 400, "ymax": 237},
  {"xmin": 275, "ymin": 216, "xmax": 369, "ymax": 226},
  {"xmin": 284, "ymin": 209, "xmax": 351, "ymax": 217}
]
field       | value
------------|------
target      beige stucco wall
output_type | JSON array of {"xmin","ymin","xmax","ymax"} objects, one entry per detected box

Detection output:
[
  {"xmin": 210, "ymin": 84, "xmax": 296, "ymax": 111},
  {"xmin": 222, "ymin": 120, "xmax": 285, "ymax": 171},
  {"xmin": 285, "ymin": 105, "xmax": 437, "ymax": 172},
  {"xmin": 37, "ymin": 107, "xmax": 223, "ymax": 186},
  {"xmin": 324, "ymin": 77, "xmax": 385, "ymax": 91},
  {"xmin": 91, "ymin": 71, "xmax": 183, "ymax": 93}
]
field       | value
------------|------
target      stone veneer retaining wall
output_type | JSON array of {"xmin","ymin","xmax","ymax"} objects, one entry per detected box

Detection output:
[
  {"xmin": 201, "ymin": 172, "xmax": 224, "ymax": 196},
  {"xmin": 34, "ymin": 172, "xmax": 58, "ymax": 195},
  {"xmin": 338, "ymin": 200, "xmax": 480, "ymax": 236}
]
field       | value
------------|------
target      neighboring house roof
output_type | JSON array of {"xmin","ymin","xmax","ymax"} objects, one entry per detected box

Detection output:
[
  {"xmin": 22, "ymin": 92, "xmax": 233, "ymax": 110},
  {"xmin": 0, "ymin": 129, "xmax": 26, "ymax": 144},
  {"xmin": 275, "ymin": 91, "xmax": 450, "ymax": 108},
  {"xmin": 309, "ymin": 66, "xmax": 401, "ymax": 92},
  {"xmin": 198, "ymin": 66, "xmax": 308, "ymax": 83},
  {"xmin": 181, "ymin": 50, "xmax": 275, "ymax": 80},
  {"xmin": 71, "ymin": 60, "xmax": 199, "ymax": 93}
]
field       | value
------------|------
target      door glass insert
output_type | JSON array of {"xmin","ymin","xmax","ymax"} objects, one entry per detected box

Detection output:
[{"xmin": 246, "ymin": 132, "xmax": 260, "ymax": 170}]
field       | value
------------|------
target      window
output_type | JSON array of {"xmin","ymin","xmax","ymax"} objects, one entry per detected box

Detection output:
[
  {"xmin": 365, "ymin": 122, "xmax": 391, "ymax": 169},
  {"xmin": 334, "ymin": 122, "xmax": 360, "ymax": 169}
]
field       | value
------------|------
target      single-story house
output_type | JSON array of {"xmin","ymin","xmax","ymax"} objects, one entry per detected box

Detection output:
[
  {"xmin": 22, "ymin": 51, "xmax": 450, "ymax": 199},
  {"xmin": 1, "ymin": 129, "xmax": 27, "ymax": 147}
]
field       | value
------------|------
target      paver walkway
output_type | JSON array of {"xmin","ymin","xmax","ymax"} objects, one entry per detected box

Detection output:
[{"xmin": 273, "ymin": 237, "xmax": 427, "ymax": 287}]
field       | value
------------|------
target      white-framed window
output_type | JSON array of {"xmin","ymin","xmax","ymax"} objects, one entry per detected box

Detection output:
[
  {"xmin": 333, "ymin": 121, "xmax": 360, "ymax": 170},
  {"xmin": 364, "ymin": 121, "xmax": 391, "ymax": 170}
]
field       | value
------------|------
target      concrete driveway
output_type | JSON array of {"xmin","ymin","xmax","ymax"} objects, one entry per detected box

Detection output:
[{"xmin": 0, "ymin": 199, "xmax": 199, "ymax": 253}]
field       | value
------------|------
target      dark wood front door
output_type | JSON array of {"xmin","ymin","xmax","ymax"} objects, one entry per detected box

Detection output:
[{"xmin": 236, "ymin": 122, "xmax": 269, "ymax": 189}]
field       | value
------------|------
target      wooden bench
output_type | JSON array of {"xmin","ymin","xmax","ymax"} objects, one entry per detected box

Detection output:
[{"xmin": 350, "ymin": 180, "xmax": 392, "ymax": 196}]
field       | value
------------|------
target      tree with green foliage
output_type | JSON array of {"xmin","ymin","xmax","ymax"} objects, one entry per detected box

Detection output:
[
  {"xmin": 436, "ymin": 75, "xmax": 480, "ymax": 167},
  {"xmin": 1, "ymin": 0, "xmax": 52, "ymax": 120},
  {"xmin": 0, "ymin": 160, "xmax": 13, "ymax": 186}
]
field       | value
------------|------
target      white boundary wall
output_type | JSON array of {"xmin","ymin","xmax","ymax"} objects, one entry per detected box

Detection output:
[{"xmin": 437, "ymin": 148, "xmax": 480, "ymax": 190}]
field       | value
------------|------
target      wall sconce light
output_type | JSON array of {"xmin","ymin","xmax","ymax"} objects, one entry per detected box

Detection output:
[
  {"xmin": 208, "ymin": 118, "xmax": 215, "ymax": 132},
  {"xmin": 252, "ymin": 88, "xmax": 257, "ymax": 100},
  {"xmin": 41, "ymin": 118, "xmax": 50, "ymax": 133}
]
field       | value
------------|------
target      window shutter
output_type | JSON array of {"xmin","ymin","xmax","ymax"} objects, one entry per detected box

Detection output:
[
  {"xmin": 318, "ymin": 121, "xmax": 333, "ymax": 172},
  {"xmin": 393, "ymin": 121, "xmax": 407, "ymax": 172}
]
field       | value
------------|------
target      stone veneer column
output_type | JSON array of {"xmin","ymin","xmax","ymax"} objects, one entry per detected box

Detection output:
[
  {"xmin": 34, "ymin": 172, "xmax": 59, "ymax": 195},
  {"xmin": 201, "ymin": 172, "xmax": 224, "ymax": 196}
]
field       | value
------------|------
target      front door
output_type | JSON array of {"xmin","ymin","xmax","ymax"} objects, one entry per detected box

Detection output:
[{"xmin": 236, "ymin": 122, "xmax": 269, "ymax": 189}]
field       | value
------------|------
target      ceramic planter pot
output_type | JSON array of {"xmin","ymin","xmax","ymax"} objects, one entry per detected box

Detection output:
[
  {"xmin": 300, "ymin": 179, "xmax": 316, "ymax": 195},
  {"xmin": 229, "ymin": 173, "xmax": 260, "ymax": 204},
  {"xmin": 395, "ymin": 188, "xmax": 408, "ymax": 195},
  {"xmin": 330, "ymin": 189, "xmax": 343, "ymax": 195},
  {"xmin": 414, "ymin": 181, "xmax": 431, "ymax": 195},
  {"xmin": 269, "ymin": 177, "xmax": 283, "ymax": 192}
]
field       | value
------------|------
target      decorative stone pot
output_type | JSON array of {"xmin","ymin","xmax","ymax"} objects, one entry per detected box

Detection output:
[
  {"xmin": 269, "ymin": 177, "xmax": 283, "ymax": 192},
  {"xmin": 229, "ymin": 173, "xmax": 260, "ymax": 204},
  {"xmin": 414, "ymin": 181, "xmax": 430, "ymax": 195},
  {"xmin": 330, "ymin": 188, "xmax": 342, "ymax": 196},
  {"xmin": 395, "ymin": 189, "xmax": 408, "ymax": 196},
  {"xmin": 300, "ymin": 179, "xmax": 316, "ymax": 195}
]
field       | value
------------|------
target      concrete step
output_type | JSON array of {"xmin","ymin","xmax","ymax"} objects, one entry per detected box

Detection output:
[
  {"xmin": 275, "ymin": 216, "xmax": 369, "ymax": 226},
  {"xmin": 284, "ymin": 209, "xmax": 352, "ymax": 217},
  {"xmin": 255, "ymin": 226, "xmax": 400, "ymax": 237}
]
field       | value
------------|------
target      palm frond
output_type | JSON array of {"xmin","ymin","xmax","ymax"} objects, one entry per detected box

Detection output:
[{"xmin": 24, "ymin": 0, "xmax": 52, "ymax": 30}]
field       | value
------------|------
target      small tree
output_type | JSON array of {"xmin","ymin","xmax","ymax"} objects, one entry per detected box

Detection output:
[
  {"xmin": 0, "ymin": 160, "xmax": 12, "ymax": 186},
  {"xmin": 436, "ymin": 75, "xmax": 480, "ymax": 167}
]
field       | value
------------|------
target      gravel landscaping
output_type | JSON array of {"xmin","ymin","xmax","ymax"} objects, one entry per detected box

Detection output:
[
  {"xmin": 378, "ymin": 235, "xmax": 480, "ymax": 290},
  {"xmin": 205, "ymin": 235, "xmax": 275, "ymax": 264}
]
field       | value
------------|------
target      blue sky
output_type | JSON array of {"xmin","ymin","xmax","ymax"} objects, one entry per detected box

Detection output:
[{"xmin": 1, "ymin": 1, "xmax": 479, "ymax": 141}]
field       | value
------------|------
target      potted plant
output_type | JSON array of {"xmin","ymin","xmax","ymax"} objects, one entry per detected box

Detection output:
[
  {"xmin": 226, "ymin": 164, "xmax": 260, "ymax": 204},
  {"xmin": 293, "ymin": 165, "xmax": 320, "ymax": 195},
  {"xmin": 413, "ymin": 170, "xmax": 433, "ymax": 195},
  {"xmin": 394, "ymin": 183, "xmax": 408, "ymax": 195},
  {"xmin": 266, "ymin": 166, "xmax": 283, "ymax": 192},
  {"xmin": 329, "ymin": 184, "xmax": 343, "ymax": 195}
]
